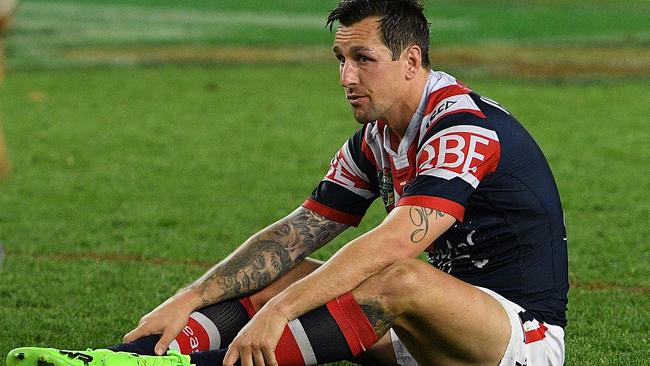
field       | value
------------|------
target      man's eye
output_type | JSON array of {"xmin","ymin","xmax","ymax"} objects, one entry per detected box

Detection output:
[
  {"xmin": 337, "ymin": 56, "xmax": 345, "ymax": 65},
  {"xmin": 359, "ymin": 56, "xmax": 369, "ymax": 63}
]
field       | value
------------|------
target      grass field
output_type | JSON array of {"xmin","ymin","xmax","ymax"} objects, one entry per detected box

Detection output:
[{"xmin": 1, "ymin": 1, "xmax": 649, "ymax": 365}]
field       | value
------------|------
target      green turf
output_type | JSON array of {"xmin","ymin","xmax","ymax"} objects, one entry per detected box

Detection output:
[
  {"xmin": 1, "ymin": 1, "xmax": 649, "ymax": 365},
  {"xmin": 6, "ymin": 0, "xmax": 650, "ymax": 69},
  {"xmin": 1, "ymin": 64, "xmax": 649, "ymax": 365}
]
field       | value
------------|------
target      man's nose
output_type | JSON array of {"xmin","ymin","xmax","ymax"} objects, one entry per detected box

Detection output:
[{"xmin": 340, "ymin": 61, "xmax": 358, "ymax": 88}]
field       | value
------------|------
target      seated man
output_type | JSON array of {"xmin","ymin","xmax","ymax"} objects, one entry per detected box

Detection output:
[{"xmin": 7, "ymin": 0, "xmax": 568, "ymax": 365}]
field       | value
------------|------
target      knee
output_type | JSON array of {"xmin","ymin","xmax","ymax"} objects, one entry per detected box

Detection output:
[
  {"xmin": 380, "ymin": 258, "xmax": 429, "ymax": 293},
  {"xmin": 360, "ymin": 258, "xmax": 430, "ymax": 301}
]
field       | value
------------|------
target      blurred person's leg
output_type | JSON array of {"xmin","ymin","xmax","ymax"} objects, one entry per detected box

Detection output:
[
  {"xmin": 0, "ymin": 126, "xmax": 9, "ymax": 180},
  {"xmin": 0, "ymin": 0, "xmax": 17, "ymax": 34},
  {"xmin": 0, "ymin": 37, "xmax": 11, "ymax": 180}
]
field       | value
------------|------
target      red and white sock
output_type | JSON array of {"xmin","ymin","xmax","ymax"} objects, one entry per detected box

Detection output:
[
  {"xmin": 274, "ymin": 292, "xmax": 378, "ymax": 365},
  {"xmin": 169, "ymin": 298, "xmax": 253, "ymax": 353}
]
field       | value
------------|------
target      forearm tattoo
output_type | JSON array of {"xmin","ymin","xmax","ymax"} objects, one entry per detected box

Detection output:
[
  {"xmin": 360, "ymin": 299, "xmax": 395, "ymax": 337},
  {"xmin": 409, "ymin": 207, "xmax": 445, "ymax": 244},
  {"xmin": 192, "ymin": 208, "xmax": 348, "ymax": 305}
]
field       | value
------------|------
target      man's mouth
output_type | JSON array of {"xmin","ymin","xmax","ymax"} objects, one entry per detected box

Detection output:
[{"xmin": 347, "ymin": 94, "xmax": 367, "ymax": 107}]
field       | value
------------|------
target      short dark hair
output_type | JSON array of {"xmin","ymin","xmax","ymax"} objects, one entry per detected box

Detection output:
[{"xmin": 327, "ymin": 0, "xmax": 431, "ymax": 68}]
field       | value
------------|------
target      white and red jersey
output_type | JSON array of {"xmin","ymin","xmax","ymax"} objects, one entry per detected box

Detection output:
[{"xmin": 302, "ymin": 71, "xmax": 569, "ymax": 327}]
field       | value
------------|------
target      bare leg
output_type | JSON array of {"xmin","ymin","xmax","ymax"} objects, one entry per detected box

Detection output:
[{"xmin": 352, "ymin": 258, "xmax": 511, "ymax": 366}]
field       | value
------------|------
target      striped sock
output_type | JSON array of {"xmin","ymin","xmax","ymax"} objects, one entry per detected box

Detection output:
[
  {"xmin": 169, "ymin": 298, "xmax": 251, "ymax": 353},
  {"xmin": 115, "ymin": 293, "xmax": 379, "ymax": 366},
  {"xmin": 277, "ymin": 292, "xmax": 378, "ymax": 365},
  {"xmin": 219, "ymin": 292, "xmax": 377, "ymax": 366},
  {"xmin": 110, "ymin": 298, "xmax": 251, "ymax": 355}
]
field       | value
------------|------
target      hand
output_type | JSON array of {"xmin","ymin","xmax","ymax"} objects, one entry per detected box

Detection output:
[
  {"xmin": 123, "ymin": 289, "xmax": 202, "ymax": 355},
  {"xmin": 223, "ymin": 302, "xmax": 289, "ymax": 366}
]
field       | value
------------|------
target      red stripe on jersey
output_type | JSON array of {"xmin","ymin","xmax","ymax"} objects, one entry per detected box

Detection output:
[
  {"xmin": 325, "ymin": 293, "xmax": 378, "ymax": 356},
  {"xmin": 275, "ymin": 326, "xmax": 307, "ymax": 366},
  {"xmin": 423, "ymin": 84, "xmax": 473, "ymax": 115},
  {"xmin": 397, "ymin": 196, "xmax": 465, "ymax": 222},
  {"xmin": 524, "ymin": 322, "xmax": 548, "ymax": 344},
  {"xmin": 302, "ymin": 198, "xmax": 362, "ymax": 227},
  {"xmin": 238, "ymin": 297, "xmax": 256, "ymax": 318}
]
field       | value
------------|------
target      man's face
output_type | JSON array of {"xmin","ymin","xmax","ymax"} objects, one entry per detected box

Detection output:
[{"xmin": 332, "ymin": 16, "xmax": 407, "ymax": 124}]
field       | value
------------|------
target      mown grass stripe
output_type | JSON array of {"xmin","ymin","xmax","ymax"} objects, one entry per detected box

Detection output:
[{"xmin": 4, "ymin": 250, "xmax": 649, "ymax": 295}]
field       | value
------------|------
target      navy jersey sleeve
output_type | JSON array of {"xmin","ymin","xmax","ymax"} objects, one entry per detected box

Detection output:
[
  {"xmin": 398, "ymin": 113, "xmax": 501, "ymax": 222},
  {"xmin": 302, "ymin": 126, "xmax": 379, "ymax": 226}
]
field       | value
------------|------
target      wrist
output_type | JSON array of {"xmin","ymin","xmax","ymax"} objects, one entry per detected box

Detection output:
[
  {"xmin": 173, "ymin": 286, "xmax": 206, "ymax": 311},
  {"xmin": 267, "ymin": 297, "xmax": 293, "ymax": 322}
]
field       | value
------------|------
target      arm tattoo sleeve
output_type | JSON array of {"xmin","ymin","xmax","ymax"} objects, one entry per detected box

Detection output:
[
  {"xmin": 191, "ymin": 207, "xmax": 348, "ymax": 305},
  {"xmin": 409, "ymin": 207, "xmax": 446, "ymax": 244}
]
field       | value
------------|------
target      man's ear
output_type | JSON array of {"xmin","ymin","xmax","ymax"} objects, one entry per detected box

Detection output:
[{"xmin": 404, "ymin": 45, "xmax": 423, "ymax": 80}]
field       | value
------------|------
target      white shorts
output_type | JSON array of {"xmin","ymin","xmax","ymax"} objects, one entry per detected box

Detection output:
[{"xmin": 389, "ymin": 286, "xmax": 565, "ymax": 366}]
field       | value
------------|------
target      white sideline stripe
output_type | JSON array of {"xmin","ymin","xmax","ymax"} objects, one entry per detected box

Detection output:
[
  {"xmin": 13, "ymin": 2, "xmax": 474, "ymax": 49},
  {"xmin": 18, "ymin": 3, "xmax": 324, "ymax": 28},
  {"xmin": 288, "ymin": 319, "xmax": 318, "ymax": 366},
  {"xmin": 11, "ymin": 2, "xmax": 473, "ymax": 66},
  {"xmin": 18, "ymin": 2, "xmax": 472, "ymax": 30},
  {"xmin": 190, "ymin": 311, "xmax": 222, "ymax": 350}
]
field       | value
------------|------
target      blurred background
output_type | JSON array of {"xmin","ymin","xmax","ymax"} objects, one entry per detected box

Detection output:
[{"xmin": 0, "ymin": 1, "xmax": 648, "ymax": 364}]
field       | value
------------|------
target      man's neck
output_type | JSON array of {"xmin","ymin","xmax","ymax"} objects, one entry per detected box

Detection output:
[{"xmin": 384, "ymin": 69, "xmax": 430, "ymax": 140}]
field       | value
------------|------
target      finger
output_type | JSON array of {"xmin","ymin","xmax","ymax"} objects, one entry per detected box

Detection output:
[
  {"xmin": 222, "ymin": 346, "xmax": 239, "ymax": 366},
  {"xmin": 262, "ymin": 345, "xmax": 278, "ymax": 366},
  {"xmin": 240, "ymin": 347, "xmax": 253, "ymax": 366},
  {"xmin": 123, "ymin": 325, "xmax": 151, "ymax": 343},
  {"xmin": 154, "ymin": 328, "xmax": 179, "ymax": 356},
  {"xmin": 253, "ymin": 348, "xmax": 265, "ymax": 366}
]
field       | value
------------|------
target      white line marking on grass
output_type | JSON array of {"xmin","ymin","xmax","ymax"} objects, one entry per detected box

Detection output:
[
  {"xmin": 11, "ymin": 2, "xmax": 473, "ymax": 46},
  {"xmin": 7, "ymin": 1, "xmax": 472, "ymax": 68},
  {"xmin": 18, "ymin": 2, "xmax": 326, "ymax": 28}
]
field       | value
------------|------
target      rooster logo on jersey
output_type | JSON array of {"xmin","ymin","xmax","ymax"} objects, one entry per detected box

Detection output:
[{"xmin": 378, "ymin": 168, "xmax": 394, "ymax": 208}]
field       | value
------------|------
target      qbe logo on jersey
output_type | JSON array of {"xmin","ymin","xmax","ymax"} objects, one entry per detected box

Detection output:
[{"xmin": 417, "ymin": 125, "xmax": 500, "ymax": 188}]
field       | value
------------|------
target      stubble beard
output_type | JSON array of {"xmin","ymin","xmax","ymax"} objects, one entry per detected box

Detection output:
[{"xmin": 352, "ymin": 102, "xmax": 385, "ymax": 125}]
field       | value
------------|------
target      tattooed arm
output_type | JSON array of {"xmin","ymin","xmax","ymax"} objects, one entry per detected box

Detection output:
[
  {"xmin": 269, "ymin": 205, "xmax": 455, "ymax": 328},
  {"xmin": 123, "ymin": 206, "xmax": 348, "ymax": 354},
  {"xmin": 190, "ymin": 206, "xmax": 348, "ymax": 305},
  {"xmin": 222, "ymin": 205, "xmax": 456, "ymax": 364}
]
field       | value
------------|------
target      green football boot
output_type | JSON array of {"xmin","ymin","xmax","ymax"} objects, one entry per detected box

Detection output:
[
  {"xmin": 6, "ymin": 348, "xmax": 193, "ymax": 366},
  {"xmin": 101, "ymin": 351, "xmax": 192, "ymax": 366},
  {"xmin": 6, "ymin": 348, "xmax": 113, "ymax": 366}
]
